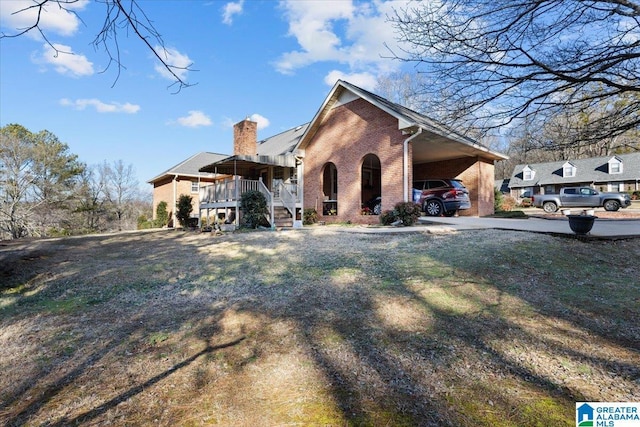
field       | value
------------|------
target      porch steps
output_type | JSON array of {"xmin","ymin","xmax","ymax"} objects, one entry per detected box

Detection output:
[{"xmin": 273, "ymin": 206, "xmax": 293, "ymax": 228}]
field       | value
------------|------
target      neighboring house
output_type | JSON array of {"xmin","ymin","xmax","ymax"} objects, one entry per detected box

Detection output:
[
  {"xmin": 148, "ymin": 152, "xmax": 228, "ymax": 226},
  {"xmin": 151, "ymin": 80, "xmax": 508, "ymax": 227},
  {"xmin": 509, "ymin": 153, "xmax": 640, "ymax": 197}
]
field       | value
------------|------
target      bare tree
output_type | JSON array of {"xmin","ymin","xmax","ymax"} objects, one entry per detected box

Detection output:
[
  {"xmin": 102, "ymin": 160, "xmax": 139, "ymax": 231},
  {"xmin": 72, "ymin": 165, "xmax": 108, "ymax": 232},
  {"xmin": 389, "ymin": 1, "xmax": 640, "ymax": 143},
  {"xmin": 1, "ymin": 0, "xmax": 194, "ymax": 92}
]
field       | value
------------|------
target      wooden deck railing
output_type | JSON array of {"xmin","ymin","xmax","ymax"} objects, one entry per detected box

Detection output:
[
  {"xmin": 199, "ymin": 178, "xmax": 300, "ymax": 226},
  {"xmin": 200, "ymin": 178, "xmax": 300, "ymax": 205}
]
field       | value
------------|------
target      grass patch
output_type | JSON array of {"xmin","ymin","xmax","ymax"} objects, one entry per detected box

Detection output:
[{"xmin": 0, "ymin": 229, "xmax": 638, "ymax": 426}]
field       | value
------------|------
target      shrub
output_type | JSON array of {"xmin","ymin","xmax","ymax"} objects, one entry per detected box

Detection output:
[
  {"xmin": 494, "ymin": 188, "xmax": 504, "ymax": 212},
  {"xmin": 500, "ymin": 196, "xmax": 517, "ymax": 212},
  {"xmin": 176, "ymin": 194, "xmax": 193, "ymax": 228},
  {"xmin": 394, "ymin": 202, "xmax": 422, "ymax": 226},
  {"xmin": 519, "ymin": 197, "xmax": 532, "ymax": 207},
  {"xmin": 632, "ymin": 191, "xmax": 640, "ymax": 200},
  {"xmin": 303, "ymin": 208, "xmax": 318, "ymax": 225},
  {"xmin": 137, "ymin": 214, "xmax": 154, "ymax": 230},
  {"xmin": 380, "ymin": 202, "xmax": 421, "ymax": 226},
  {"xmin": 240, "ymin": 190, "xmax": 268, "ymax": 229},
  {"xmin": 155, "ymin": 201, "xmax": 169, "ymax": 227},
  {"xmin": 380, "ymin": 210, "xmax": 397, "ymax": 225}
]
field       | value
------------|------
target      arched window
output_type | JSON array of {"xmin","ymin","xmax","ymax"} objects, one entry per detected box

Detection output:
[
  {"xmin": 322, "ymin": 162, "xmax": 338, "ymax": 215},
  {"xmin": 361, "ymin": 154, "xmax": 381, "ymax": 215}
]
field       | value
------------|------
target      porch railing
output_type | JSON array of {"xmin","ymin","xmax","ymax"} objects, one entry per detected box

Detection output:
[
  {"xmin": 277, "ymin": 182, "xmax": 297, "ymax": 218},
  {"xmin": 200, "ymin": 178, "xmax": 300, "ymax": 226},
  {"xmin": 200, "ymin": 179, "xmax": 299, "ymax": 205},
  {"xmin": 200, "ymin": 177, "xmax": 268, "ymax": 204}
]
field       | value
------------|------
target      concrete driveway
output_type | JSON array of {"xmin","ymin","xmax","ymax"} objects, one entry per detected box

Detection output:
[{"xmin": 418, "ymin": 215, "xmax": 640, "ymax": 239}]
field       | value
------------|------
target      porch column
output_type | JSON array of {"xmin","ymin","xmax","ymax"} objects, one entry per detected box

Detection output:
[{"xmin": 234, "ymin": 176, "xmax": 240, "ymax": 227}]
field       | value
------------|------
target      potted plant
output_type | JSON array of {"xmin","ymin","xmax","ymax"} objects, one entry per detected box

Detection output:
[{"xmin": 567, "ymin": 213, "xmax": 597, "ymax": 235}]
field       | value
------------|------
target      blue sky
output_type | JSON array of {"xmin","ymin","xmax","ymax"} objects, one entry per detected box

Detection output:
[{"xmin": 0, "ymin": 0, "xmax": 412, "ymax": 194}]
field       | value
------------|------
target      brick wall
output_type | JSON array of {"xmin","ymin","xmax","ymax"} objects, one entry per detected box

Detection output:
[
  {"xmin": 152, "ymin": 177, "xmax": 213, "ymax": 224},
  {"xmin": 303, "ymin": 98, "xmax": 407, "ymax": 225}
]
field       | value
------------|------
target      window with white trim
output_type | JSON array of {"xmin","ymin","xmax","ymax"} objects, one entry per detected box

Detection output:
[
  {"xmin": 562, "ymin": 162, "xmax": 576, "ymax": 178},
  {"xmin": 608, "ymin": 158, "xmax": 623, "ymax": 174},
  {"xmin": 191, "ymin": 181, "xmax": 199, "ymax": 193},
  {"xmin": 523, "ymin": 166, "xmax": 534, "ymax": 181},
  {"xmin": 609, "ymin": 162, "xmax": 622, "ymax": 173}
]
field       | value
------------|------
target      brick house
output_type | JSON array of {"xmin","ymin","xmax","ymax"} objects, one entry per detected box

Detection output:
[
  {"xmin": 152, "ymin": 80, "xmax": 507, "ymax": 227},
  {"xmin": 148, "ymin": 152, "xmax": 228, "ymax": 226}
]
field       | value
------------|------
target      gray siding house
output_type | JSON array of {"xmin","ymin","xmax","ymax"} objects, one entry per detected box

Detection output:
[{"xmin": 509, "ymin": 153, "xmax": 640, "ymax": 197}]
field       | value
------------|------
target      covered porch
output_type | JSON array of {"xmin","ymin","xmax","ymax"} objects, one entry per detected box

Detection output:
[{"xmin": 199, "ymin": 155, "xmax": 302, "ymax": 228}]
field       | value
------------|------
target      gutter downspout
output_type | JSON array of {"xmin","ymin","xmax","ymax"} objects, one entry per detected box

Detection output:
[
  {"xmin": 403, "ymin": 128, "xmax": 422, "ymax": 202},
  {"xmin": 172, "ymin": 174, "xmax": 179, "ymax": 228},
  {"xmin": 295, "ymin": 155, "xmax": 304, "ymax": 225}
]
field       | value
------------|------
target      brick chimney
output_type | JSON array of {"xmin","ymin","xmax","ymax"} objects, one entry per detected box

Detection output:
[{"xmin": 233, "ymin": 118, "xmax": 257, "ymax": 156}]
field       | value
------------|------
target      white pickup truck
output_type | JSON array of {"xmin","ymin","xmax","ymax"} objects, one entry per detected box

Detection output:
[{"xmin": 532, "ymin": 187, "xmax": 632, "ymax": 213}]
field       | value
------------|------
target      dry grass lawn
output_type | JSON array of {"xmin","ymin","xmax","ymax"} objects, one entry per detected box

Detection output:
[{"xmin": 1, "ymin": 227, "xmax": 639, "ymax": 426}]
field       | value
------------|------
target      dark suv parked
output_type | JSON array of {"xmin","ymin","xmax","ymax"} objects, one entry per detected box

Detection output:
[{"xmin": 413, "ymin": 179, "xmax": 471, "ymax": 216}]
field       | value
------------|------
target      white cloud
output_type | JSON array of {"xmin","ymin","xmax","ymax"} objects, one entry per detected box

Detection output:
[
  {"xmin": 250, "ymin": 113, "xmax": 270, "ymax": 130},
  {"xmin": 153, "ymin": 46, "xmax": 192, "ymax": 81},
  {"xmin": 222, "ymin": 1, "xmax": 244, "ymax": 25},
  {"xmin": 176, "ymin": 111, "xmax": 212, "ymax": 128},
  {"xmin": 60, "ymin": 98, "xmax": 140, "ymax": 114},
  {"xmin": 0, "ymin": 0, "xmax": 87, "ymax": 38},
  {"xmin": 37, "ymin": 43, "xmax": 94, "ymax": 77},
  {"xmin": 324, "ymin": 70, "xmax": 377, "ymax": 90},
  {"xmin": 221, "ymin": 114, "xmax": 269, "ymax": 129},
  {"xmin": 275, "ymin": 0, "xmax": 409, "ymax": 78}
]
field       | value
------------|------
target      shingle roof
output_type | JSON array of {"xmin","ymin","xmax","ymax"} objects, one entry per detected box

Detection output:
[
  {"xmin": 148, "ymin": 152, "xmax": 229, "ymax": 183},
  {"xmin": 509, "ymin": 152, "xmax": 640, "ymax": 188},
  {"xmin": 257, "ymin": 123, "xmax": 309, "ymax": 156},
  {"xmin": 338, "ymin": 80, "xmax": 480, "ymax": 147}
]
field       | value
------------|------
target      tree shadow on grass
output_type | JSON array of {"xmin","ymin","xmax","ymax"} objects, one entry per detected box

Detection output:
[
  {"xmin": 46, "ymin": 337, "xmax": 245, "ymax": 427},
  {"xmin": 2, "ymin": 229, "xmax": 639, "ymax": 426}
]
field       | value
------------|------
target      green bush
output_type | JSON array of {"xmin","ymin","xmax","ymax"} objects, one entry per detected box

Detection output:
[
  {"xmin": 380, "ymin": 210, "xmax": 397, "ymax": 225},
  {"xmin": 394, "ymin": 202, "xmax": 422, "ymax": 226},
  {"xmin": 240, "ymin": 190, "xmax": 268, "ymax": 229},
  {"xmin": 303, "ymin": 208, "xmax": 318, "ymax": 225},
  {"xmin": 176, "ymin": 194, "xmax": 193, "ymax": 228},
  {"xmin": 155, "ymin": 201, "xmax": 169, "ymax": 227},
  {"xmin": 380, "ymin": 202, "xmax": 421, "ymax": 226},
  {"xmin": 494, "ymin": 188, "xmax": 504, "ymax": 212},
  {"xmin": 137, "ymin": 214, "xmax": 154, "ymax": 230}
]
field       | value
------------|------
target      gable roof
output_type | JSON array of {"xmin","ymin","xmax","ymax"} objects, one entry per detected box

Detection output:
[
  {"xmin": 198, "ymin": 80, "xmax": 508, "ymax": 176},
  {"xmin": 296, "ymin": 80, "xmax": 507, "ymax": 162},
  {"xmin": 509, "ymin": 152, "xmax": 640, "ymax": 187},
  {"xmin": 148, "ymin": 152, "xmax": 228, "ymax": 183}
]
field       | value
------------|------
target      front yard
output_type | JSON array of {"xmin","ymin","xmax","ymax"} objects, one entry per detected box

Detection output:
[{"xmin": 1, "ymin": 228, "xmax": 638, "ymax": 426}]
